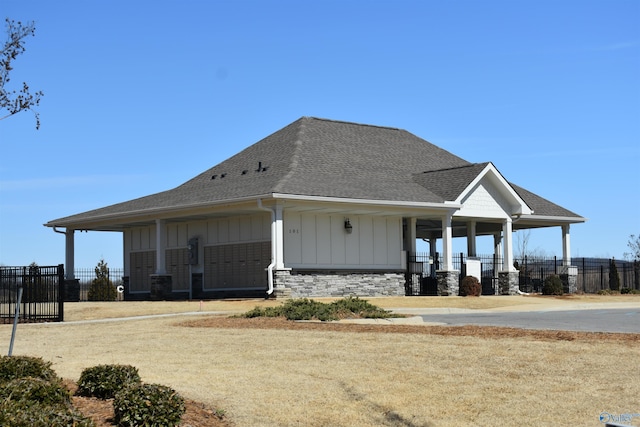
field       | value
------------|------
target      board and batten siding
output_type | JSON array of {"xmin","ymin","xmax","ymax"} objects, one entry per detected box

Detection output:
[
  {"xmin": 124, "ymin": 214, "xmax": 271, "ymax": 277},
  {"xmin": 284, "ymin": 212, "xmax": 403, "ymax": 269}
]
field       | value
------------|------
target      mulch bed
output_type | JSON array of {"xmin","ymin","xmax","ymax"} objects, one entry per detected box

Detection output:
[{"xmin": 64, "ymin": 380, "xmax": 231, "ymax": 427}]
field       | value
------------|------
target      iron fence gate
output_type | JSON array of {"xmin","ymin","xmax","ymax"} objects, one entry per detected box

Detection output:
[{"xmin": 0, "ymin": 265, "xmax": 64, "ymax": 323}]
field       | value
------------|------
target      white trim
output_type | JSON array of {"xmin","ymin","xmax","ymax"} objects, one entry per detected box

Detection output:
[
  {"xmin": 271, "ymin": 193, "xmax": 462, "ymax": 209},
  {"xmin": 518, "ymin": 215, "xmax": 587, "ymax": 223}
]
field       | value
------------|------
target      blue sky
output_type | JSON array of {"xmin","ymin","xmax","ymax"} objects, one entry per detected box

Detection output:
[{"xmin": 1, "ymin": 0, "xmax": 639, "ymax": 269}]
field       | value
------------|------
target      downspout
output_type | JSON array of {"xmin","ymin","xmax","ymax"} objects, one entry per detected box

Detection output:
[{"xmin": 257, "ymin": 199, "xmax": 275, "ymax": 295}]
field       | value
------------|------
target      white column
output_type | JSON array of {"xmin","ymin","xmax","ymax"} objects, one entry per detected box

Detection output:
[
  {"xmin": 493, "ymin": 232, "xmax": 502, "ymax": 278},
  {"xmin": 502, "ymin": 218, "xmax": 515, "ymax": 272},
  {"xmin": 562, "ymin": 224, "xmax": 571, "ymax": 266},
  {"xmin": 441, "ymin": 212, "xmax": 454, "ymax": 271},
  {"xmin": 406, "ymin": 217, "xmax": 417, "ymax": 253},
  {"xmin": 467, "ymin": 220, "xmax": 477, "ymax": 257},
  {"xmin": 429, "ymin": 234, "xmax": 437, "ymax": 277},
  {"xmin": 274, "ymin": 204, "xmax": 285, "ymax": 269},
  {"xmin": 65, "ymin": 229, "xmax": 75, "ymax": 280},
  {"xmin": 155, "ymin": 219, "xmax": 167, "ymax": 274}
]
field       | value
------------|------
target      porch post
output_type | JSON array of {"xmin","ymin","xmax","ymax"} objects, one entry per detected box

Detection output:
[
  {"xmin": 467, "ymin": 220, "xmax": 477, "ymax": 257},
  {"xmin": 155, "ymin": 219, "xmax": 167, "ymax": 274},
  {"xmin": 499, "ymin": 218, "xmax": 519, "ymax": 295},
  {"xmin": 560, "ymin": 224, "xmax": 577, "ymax": 293},
  {"xmin": 493, "ymin": 232, "xmax": 502, "ymax": 295},
  {"xmin": 274, "ymin": 203, "xmax": 285, "ymax": 269},
  {"xmin": 429, "ymin": 233, "xmax": 437, "ymax": 278},
  {"xmin": 562, "ymin": 224, "xmax": 571, "ymax": 267},
  {"xmin": 502, "ymin": 218, "xmax": 514, "ymax": 272},
  {"xmin": 405, "ymin": 217, "xmax": 417, "ymax": 253},
  {"xmin": 436, "ymin": 211, "xmax": 459, "ymax": 296},
  {"xmin": 442, "ymin": 212, "xmax": 453, "ymax": 271},
  {"xmin": 65, "ymin": 229, "xmax": 75, "ymax": 280}
]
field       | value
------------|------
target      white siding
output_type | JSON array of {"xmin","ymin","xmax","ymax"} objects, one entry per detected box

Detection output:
[
  {"xmin": 284, "ymin": 212, "xmax": 402, "ymax": 269},
  {"xmin": 459, "ymin": 177, "xmax": 511, "ymax": 219}
]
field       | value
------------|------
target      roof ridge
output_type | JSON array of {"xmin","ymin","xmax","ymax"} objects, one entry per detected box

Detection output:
[
  {"xmin": 272, "ymin": 118, "xmax": 306, "ymax": 193},
  {"xmin": 418, "ymin": 162, "xmax": 490, "ymax": 174},
  {"xmin": 302, "ymin": 116, "xmax": 403, "ymax": 132}
]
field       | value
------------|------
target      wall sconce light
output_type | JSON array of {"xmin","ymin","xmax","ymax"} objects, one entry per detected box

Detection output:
[{"xmin": 344, "ymin": 218, "xmax": 353, "ymax": 234}]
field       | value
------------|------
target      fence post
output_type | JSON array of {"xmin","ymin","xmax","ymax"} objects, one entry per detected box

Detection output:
[{"xmin": 58, "ymin": 264, "xmax": 65, "ymax": 322}]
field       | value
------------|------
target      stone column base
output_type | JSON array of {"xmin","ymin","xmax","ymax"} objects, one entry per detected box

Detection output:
[
  {"xmin": 150, "ymin": 274, "xmax": 172, "ymax": 300},
  {"xmin": 498, "ymin": 271, "xmax": 520, "ymax": 295},
  {"xmin": 559, "ymin": 266, "xmax": 578, "ymax": 294},
  {"xmin": 436, "ymin": 270, "xmax": 460, "ymax": 296},
  {"xmin": 64, "ymin": 279, "xmax": 80, "ymax": 302}
]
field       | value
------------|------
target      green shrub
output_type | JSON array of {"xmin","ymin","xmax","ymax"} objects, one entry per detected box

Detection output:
[
  {"xmin": 542, "ymin": 275, "xmax": 564, "ymax": 295},
  {"xmin": 620, "ymin": 288, "xmax": 639, "ymax": 294},
  {"xmin": 113, "ymin": 383, "xmax": 185, "ymax": 427},
  {"xmin": 280, "ymin": 298, "xmax": 331, "ymax": 321},
  {"xmin": 0, "ymin": 356, "xmax": 59, "ymax": 383},
  {"xmin": 77, "ymin": 364, "xmax": 141, "ymax": 399},
  {"xmin": 459, "ymin": 276, "xmax": 481, "ymax": 297},
  {"xmin": 0, "ymin": 401, "xmax": 94, "ymax": 427},
  {"xmin": 329, "ymin": 296, "xmax": 393, "ymax": 319},
  {"xmin": 239, "ymin": 297, "xmax": 396, "ymax": 321},
  {"xmin": 0, "ymin": 377, "xmax": 70, "ymax": 407},
  {"xmin": 241, "ymin": 305, "xmax": 283, "ymax": 318},
  {"xmin": 88, "ymin": 258, "xmax": 117, "ymax": 301}
]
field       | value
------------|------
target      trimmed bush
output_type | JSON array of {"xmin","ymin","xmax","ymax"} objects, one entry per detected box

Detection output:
[
  {"xmin": 240, "ymin": 297, "xmax": 397, "ymax": 321},
  {"xmin": 459, "ymin": 276, "xmax": 481, "ymax": 297},
  {"xmin": 77, "ymin": 364, "xmax": 141, "ymax": 399},
  {"xmin": 113, "ymin": 383, "xmax": 185, "ymax": 427},
  {"xmin": 329, "ymin": 296, "xmax": 394, "ymax": 319},
  {"xmin": 542, "ymin": 275, "xmax": 564, "ymax": 295},
  {"xmin": 0, "ymin": 355, "xmax": 59, "ymax": 383},
  {"xmin": 0, "ymin": 377, "xmax": 70, "ymax": 407},
  {"xmin": 0, "ymin": 401, "xmax": 94, "ymax": 427}
]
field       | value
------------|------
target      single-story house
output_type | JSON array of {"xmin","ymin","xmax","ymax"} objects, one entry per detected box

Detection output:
[{"xmin": 45, "ymin": 117, "xmax": 585, "ymax": 299}]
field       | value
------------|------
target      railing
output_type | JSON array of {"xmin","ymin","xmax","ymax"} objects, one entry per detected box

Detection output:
[
  {"xmin": 0, "ymin": 265, "xmax": 64, "ymax": 322},
  {"xmin": 406, "ymin": 253, "xmax": 640, "ymax": 295}
]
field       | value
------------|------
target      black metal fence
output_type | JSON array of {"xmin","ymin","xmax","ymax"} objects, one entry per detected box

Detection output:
[
  {"xmin": 406, "ymin": 253, "xmax": 640, "ymax": 296},
  {"xmin": 72, "ymin": 267, "xmax": 125, "ymax": 302},
  {"xmin": 0, "ymin": 265, "xmax": 65, "ymax": 323}
]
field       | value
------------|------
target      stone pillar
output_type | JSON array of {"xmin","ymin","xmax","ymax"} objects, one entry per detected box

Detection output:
[
  {"xmin": 560, "ymin": 265, "xmax": 578, "ymax": 294},
  {"xmin": 150, "ymin": 274, "xmax": 172, "ymax": 300},
  {"xmin": 436, "ymin": 270, "xmax": 460, "ymax": 296},
  {"xmin": 64, "ymin": 279, "xmax": 80, "ymax": 302},
  {"xmin": 498, "ymin": 271, "xmax": 520, "ymax": 295}
]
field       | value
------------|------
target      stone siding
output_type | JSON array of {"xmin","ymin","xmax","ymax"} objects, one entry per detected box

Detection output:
[{"xmin": 273, "ymin": 270, "xmax": 405, "ymax": 298}]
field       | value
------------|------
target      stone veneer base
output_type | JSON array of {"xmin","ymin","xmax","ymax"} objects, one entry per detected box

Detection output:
[{"xmin": 273, "ymin": 270, "xmax": 405, "ymax": 298}]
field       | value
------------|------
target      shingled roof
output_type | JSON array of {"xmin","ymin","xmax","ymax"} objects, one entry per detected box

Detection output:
[{"xmin": 46, "ymin": 117, "xmax": 582, "ymax": 227}]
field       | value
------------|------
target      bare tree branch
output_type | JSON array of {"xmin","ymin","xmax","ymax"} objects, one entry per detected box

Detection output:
[{"xmin": 1, "ymin": 18, "xmax": 43, "ymax": 129}]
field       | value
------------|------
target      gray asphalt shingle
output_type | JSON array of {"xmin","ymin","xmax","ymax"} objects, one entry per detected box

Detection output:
[{"xmin": 46, "ymin": 117, "xmax": 582, "ymax": 225}]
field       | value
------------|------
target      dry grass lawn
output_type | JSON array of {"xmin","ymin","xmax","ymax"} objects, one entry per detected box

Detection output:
[{"xmin": 2, "ymin": 295, "xmax": 639, "ymax": 426}]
